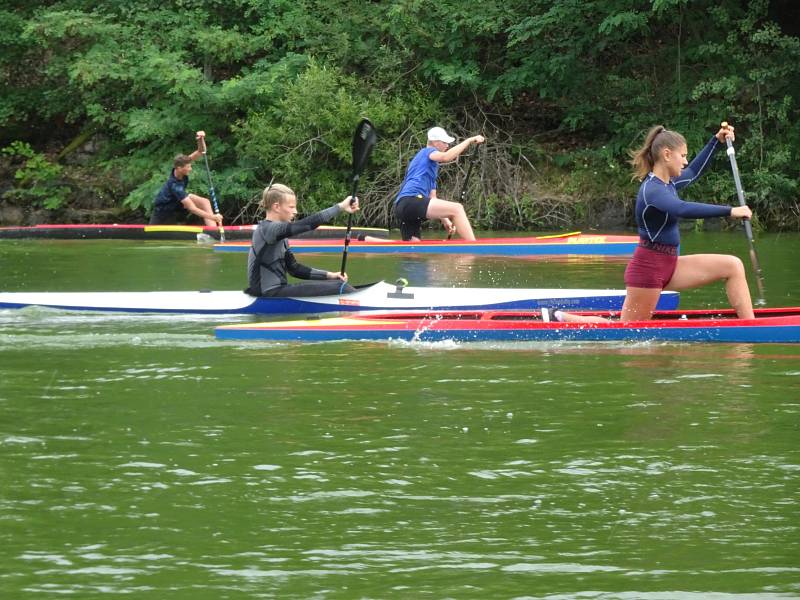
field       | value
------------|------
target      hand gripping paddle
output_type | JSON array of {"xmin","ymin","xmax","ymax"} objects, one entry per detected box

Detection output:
[{"xmin": 198, "ymin": 135, "xmax": 225, "ymax": 243}]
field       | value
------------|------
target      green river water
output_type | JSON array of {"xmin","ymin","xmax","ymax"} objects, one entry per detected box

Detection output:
[{"xmin": 1, "ymin": 231, "xmax": 799, "ymax": 599}]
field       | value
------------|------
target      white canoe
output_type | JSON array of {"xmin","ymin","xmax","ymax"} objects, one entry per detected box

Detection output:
[{"xmin": 0, "ymin": 281, "xmax": 679, "ymax": 315}]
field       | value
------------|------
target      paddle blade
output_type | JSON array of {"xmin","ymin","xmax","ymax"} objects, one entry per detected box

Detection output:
[{"xmin": 352, "ymin": 118, "xmax": 377, "ymax": 177}]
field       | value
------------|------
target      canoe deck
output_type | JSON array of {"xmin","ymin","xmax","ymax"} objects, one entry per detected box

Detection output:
[{"xmin": 215, "ymin": 307, "xmax": 800, "ymax": 343}]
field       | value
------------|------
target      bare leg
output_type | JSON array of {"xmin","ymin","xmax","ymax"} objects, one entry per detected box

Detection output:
[
  {"xmin": 553, "ymin": 311, "xmax": 609, "ymax": 324},
  {"xmin": 558, "ymin": 287, "xmax": 661, "ymax": 323},
  {"xmin": 551, "ymin": 286, "xmax": 660, "ymax": 324},
  {"xmin": 553, "ymin": 252, "xmax": 754, "ymax": 324},
  {"xmin": 619, "ymin": 287, "xmax": 663, "ymax": 322},
  {"xmin": 426, "ymin": 198, "xmax": 475, "ymax": 241},
  {"xmin": 196, "ymin": 197, "xmax": 219, "ymax": 228},
  {"xmin": 666, "ymin": 254, "xmax": 754, "ymax": 319},
  {"xmin": 184, "ymin": 195, "xmax": 219, "ymax": 227}
]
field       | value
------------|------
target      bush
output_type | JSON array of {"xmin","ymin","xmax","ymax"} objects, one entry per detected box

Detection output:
[{"xmin": 1, "ymin": 141, "xmax": 70, "ymax": 209}]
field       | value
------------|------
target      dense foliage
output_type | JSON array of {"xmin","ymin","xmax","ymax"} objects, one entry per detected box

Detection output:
[{"xmin": 1, "ymin": 0, "xmax": 798, "ymax": 229}]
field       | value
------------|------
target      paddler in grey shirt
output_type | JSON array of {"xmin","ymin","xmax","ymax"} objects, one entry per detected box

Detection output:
[{"xmin": 245, "ymin": 183, "xmax": 360, "ymax": 297}]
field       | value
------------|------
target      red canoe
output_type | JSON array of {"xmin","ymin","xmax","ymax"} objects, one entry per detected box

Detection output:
[
  {"xmin": 215, "ymin": 307, "xmax": 800, "ymax": 344},
  {"xmin": 0, "ymin": 224, "xmax": 388, "ymax": 241}
]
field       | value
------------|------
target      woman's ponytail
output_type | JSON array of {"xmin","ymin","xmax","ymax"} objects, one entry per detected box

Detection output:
[{"xmin": 629, "ymin": 125, "xmax": 685, "ymax": 180}]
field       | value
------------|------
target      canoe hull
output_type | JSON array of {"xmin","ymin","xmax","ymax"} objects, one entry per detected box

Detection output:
[
  {"xmin": 0, "ymin": 224, "xmax": 388, "ymax": 241},
  {"xmin": 214, "ymin": 234, "xmax": 640, "ymax": 256},
  {"xmin": 0, "ymin": 283, "xmax": 679, "ymax": 315},
  {"xmin": 215, "ymin": 308, "xmax": 800, "ymax": 344}
]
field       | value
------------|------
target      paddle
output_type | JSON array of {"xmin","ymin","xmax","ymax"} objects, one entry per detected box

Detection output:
[
  {"xmin": 447, "ymin": 147, "xmax": 479, "ymax": 240},
  {"xmin": 720, "ymin": 122, "xmax": 766, "ymax": 305},
  {"xmin": 535, "ymin": 231, "xmax": 581, "ymax": 240},
  {"xmin": 340, "ymin": 118, "xmax": 378, "ymax": 276},
  {"xmin": 197, "ymin": 135, "xmax": 226, "ymax": 243}
]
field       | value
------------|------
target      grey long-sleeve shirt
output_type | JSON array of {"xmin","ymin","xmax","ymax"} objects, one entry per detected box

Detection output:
[{"xmin": 246, "ymin": 204, "xmax": 341, "ymax": 296}]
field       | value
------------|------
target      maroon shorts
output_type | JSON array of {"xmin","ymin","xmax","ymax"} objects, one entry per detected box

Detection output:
[{"xmin": 624, "ymin": 243, "xmax": 678, "ymax": 289}]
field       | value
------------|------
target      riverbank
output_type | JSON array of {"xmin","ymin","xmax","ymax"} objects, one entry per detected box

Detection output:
[{"xmin": 1, "ymin": 144, "xmax": 794, "ymax": 232}]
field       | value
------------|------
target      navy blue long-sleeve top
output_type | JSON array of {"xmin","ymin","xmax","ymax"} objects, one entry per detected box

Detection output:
[{"xmin": 635, "ymin": 136, "xmax": 732, "ymax": 247}]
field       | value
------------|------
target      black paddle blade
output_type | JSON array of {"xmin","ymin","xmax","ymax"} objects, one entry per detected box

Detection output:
[{"xmin": 352, "ymin": 118, "xmax": 377, "ymax": 177}]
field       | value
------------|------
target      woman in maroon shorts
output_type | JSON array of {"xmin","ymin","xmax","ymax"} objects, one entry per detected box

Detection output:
[{"xmin": 556, "ymin": 123, "xmax": 754, "ymax": 323}]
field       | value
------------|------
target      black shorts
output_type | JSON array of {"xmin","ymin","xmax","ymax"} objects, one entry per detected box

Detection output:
[
  {"xmin": 149, "ymin": 208, "xmax": 177, "ymax": 225},
  {"xmin": 394, "ymin": 195, "xmax": 431, "ymax": 240}
]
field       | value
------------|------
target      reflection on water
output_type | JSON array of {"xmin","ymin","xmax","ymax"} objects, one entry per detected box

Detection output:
[
  {"xmin": 393, "ymin": 253, "xmax": 630, "ymax": 289},
  {"xmin": 394, "ymin": 253, "xmax": 479, "ymax": 287}
]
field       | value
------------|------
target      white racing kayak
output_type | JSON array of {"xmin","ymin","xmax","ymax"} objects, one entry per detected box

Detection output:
[{"xmin": 0, "ymin": 281, "xmax": 679, "ymax": 315}]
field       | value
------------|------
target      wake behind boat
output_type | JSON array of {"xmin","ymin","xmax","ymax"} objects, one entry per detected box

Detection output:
[
  {"xmin": 0, "ymin": 224, "xmax": 389, "ymax": 241},
  {"xmin": 215, "ymin": 307, "xmax": 800, "ymax": 343},
  {"xmin": 0, "ymin": 281, "xmax": 679, "ymax": 315},
  {"xmin": 214, "ymin": 232, "xmax": 639, "ymax": 256}
]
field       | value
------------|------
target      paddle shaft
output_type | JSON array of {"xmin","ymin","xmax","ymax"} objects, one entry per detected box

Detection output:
[
  {"xmin": 447, "ymin": 150, "xmax": 478, "ymax": 240},
  {"xmin": 721, "ymin": 131, "xmax": 766, "ymax": 304},
  {"xmin": 198, "ymin": 137, "xmax": 225, "ymax": 243},
  {"xmin": 340, "ymin": 118, "xmax": 377, "ymax": 276},
  {"xmin": 460, "ymin": 154, "xmax": 477, "ymax": 203},
  {"xmin": 340, "ymin": 176, "xmax": 360, "ymax": 274}
]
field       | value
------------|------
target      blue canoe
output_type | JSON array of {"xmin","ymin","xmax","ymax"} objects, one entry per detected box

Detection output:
[{"xmin": 214, "ymin": 233, "xmax": 640, "ymax": 256}]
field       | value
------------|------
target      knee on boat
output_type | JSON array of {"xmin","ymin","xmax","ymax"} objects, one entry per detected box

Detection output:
[
  {"xmin": 726, "ymin": 255, "xmax": 746, "ymax": 278},
  {"xmin": 452, "ymin": 204, "xmax": 467, "ymax": 219}
]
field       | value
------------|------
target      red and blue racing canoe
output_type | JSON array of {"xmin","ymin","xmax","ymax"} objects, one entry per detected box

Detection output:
[
  {"xmin": 215, "ymin": 307, "xmax": 800, "ymax": 344},
  {"xmin": 214, "ymin": 232, "xmax": 639, "ymax": 256}
]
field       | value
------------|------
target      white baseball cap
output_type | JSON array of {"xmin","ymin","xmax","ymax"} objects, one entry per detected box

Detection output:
[{"xmin": 427, "ymin": 126, "xmax": 455, "ymax": 144}]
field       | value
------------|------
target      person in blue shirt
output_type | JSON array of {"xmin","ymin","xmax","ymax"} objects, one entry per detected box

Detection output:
[
  {"xmin": 553, "ymin": 122, "xmax": 754, "ymax": 324},
  {"xmin": 149, "ymin": 131, "xmax": 224, "ymax": 227},
  {"xmin": 393, "ymin": 126, "xmax": 485, "ymax": 241}
]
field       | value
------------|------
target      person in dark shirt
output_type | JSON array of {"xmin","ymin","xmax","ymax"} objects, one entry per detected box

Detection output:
[
  {"xmin": 246, "ymin": 183, "xmax": 359, "ymax": 297},
  {"xmin": 149, "ymin": 131, "xmax": 224, "ymax": 227},
  {"xmin": 393, "ymin": 126, "xmax": 485, "ymax": 241},
  {"xmin": 553, "ymin": 122, "xmax": 754, "ymax": 324}
]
